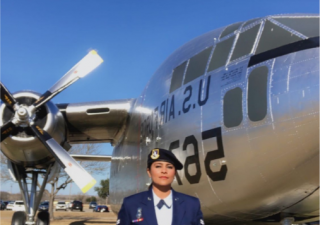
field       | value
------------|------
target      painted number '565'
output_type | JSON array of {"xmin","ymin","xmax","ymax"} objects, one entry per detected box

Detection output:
[{"xmin": 169, "ymin": 127, "xmax": 227, "ymax": 185}]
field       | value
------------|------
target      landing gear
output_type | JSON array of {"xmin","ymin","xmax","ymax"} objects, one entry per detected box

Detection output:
[
  {"xmin": 11, "ymin": 211, "xmax": 26, "ymax": 225},
  {"xmin": 10, "ymin": 162, "xmax": 53, "ymax": 224},
  {"xmin": 36, "ymin": 211, "xmax": 50, "ymax": 225}
]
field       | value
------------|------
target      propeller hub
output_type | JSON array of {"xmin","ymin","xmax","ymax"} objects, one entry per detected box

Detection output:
[
  {"xmin": 17, "ymin": 107, "xmax": 28, "ymax": 119},
  {"xmin": 0, "ymin": 91, "xmax": 66, "ymax": 167},
  {"xmin": 13, "ymin": 105, "xmax": 35, "ymax": 127}
]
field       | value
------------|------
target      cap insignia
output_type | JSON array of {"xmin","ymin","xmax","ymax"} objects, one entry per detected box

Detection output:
[{"xmin": 151, "ymin": 149, "xmax": 160, "ymax": 159}]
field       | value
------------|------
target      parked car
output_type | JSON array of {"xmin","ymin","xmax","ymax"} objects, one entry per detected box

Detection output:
[
  {"xmin": 0, "ymin": 202, "xmax": 6, "ymax": 210},
  {"xmin": 89, "ymin": 202, "xmax": 97, "ymax": 209},
  {"xmin": 55, "ymin": 201, "xmax": 67, "ymax": 211},
  {"xmin": 93, "ymin": 205, "xmax": 109, "ymax": 212},
  {"xmin": 12, "ymin": 201, "xmax": 25, "ymax": 211},
  {"xmin": 6, "ymin": 201, "xmax": 15, "ymax": 210},
  {"xmin": 70, "ymin": 200, "xmax": 83, "ymax": 211},
  {"xmin": 67, "ymin": 201, "xmax": 74, "ymax": 209},
  {"xmin": 3, "ymin": 201, "xmax": 10, "ymax": 207},
  {"xmin": 38, "ymin": 201, "xmax": 49, "ymax": 211}
]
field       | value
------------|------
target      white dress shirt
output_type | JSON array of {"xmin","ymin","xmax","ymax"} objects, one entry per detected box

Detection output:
[{"xmin": 152, "ymin": 189, "xmax": 173, "ymax": 225}]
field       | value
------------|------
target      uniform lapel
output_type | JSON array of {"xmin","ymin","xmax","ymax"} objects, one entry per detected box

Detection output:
[
  {"xmin": 140, "ymin": 188, "xmax": 158, "ymax": 225},
  {"xmin": 171, "ymin": 189, "xmax": 185, "ymax": 225}
]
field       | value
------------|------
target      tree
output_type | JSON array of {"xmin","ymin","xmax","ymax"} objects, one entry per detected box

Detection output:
[
  {"xmin": 94, "ymin": 179, "xmax": 109, "ymax": 199},
  {"xmin": 0, "ymin": 152, "xmax": 12, "ymax": 182},
  {"xmin": 86, "ymin": 196, "xmax": 97, "ymax": 203},
  {"xmin": 0, "ymin": 143, "xmax": 110, "ymax": 220},
  {"xmin": 47, "ymin": 143, "xmax": 110, "ymax": 220}
]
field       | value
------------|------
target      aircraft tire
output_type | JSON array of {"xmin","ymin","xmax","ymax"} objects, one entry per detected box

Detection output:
[
  {"xmin": 11, "ymin": 211, "xmax": 26, "ymax": 225},
  {"xmin": 36, "ymin": 211, "xmax": 50, "ymax": 225}
]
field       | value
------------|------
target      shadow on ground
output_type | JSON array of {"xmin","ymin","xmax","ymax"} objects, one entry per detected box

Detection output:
[{"xmin": 69, "ymin": 220, "xmax": 115, "ymax": 225}]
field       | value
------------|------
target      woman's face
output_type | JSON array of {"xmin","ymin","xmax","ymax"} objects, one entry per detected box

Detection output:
[{"xmin": 147, "ymin": 161, "xmax": 176, "ymax": 187}]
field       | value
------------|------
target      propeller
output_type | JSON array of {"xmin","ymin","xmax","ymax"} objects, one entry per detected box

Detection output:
[
  {"xmin": 0, "ymin": 83, "xmax": 18, "ymax": 111},
  {"xmin": 31, "ymin": 50, "xmax": 103, "ymax": 110},
  {"xmin": 30, "ymin": 125, "xmax": 96, "ymax": 193},
  {"xmin": 0, "ymin": 50, "xmax": 103, "ymax": 193},
  {"xmin": 1, "ymin": 121, "xmax": 16, "ymax": 141}
]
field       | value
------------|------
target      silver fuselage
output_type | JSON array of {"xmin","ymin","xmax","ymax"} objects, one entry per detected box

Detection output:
[{"xmin": 109, "ymin": 14, "xmax": 319, "ymax": 224}]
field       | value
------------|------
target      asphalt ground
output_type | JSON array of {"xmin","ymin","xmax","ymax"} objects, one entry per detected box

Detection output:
[{"xmin": 0, "ymin": 205, "xmax": 118, "ymax": 225}]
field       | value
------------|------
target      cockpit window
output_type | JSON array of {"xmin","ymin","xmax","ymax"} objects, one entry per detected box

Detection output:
[
  {"xmin": 169, "ymin": 61, "xmax": 187, "ymax": 93},
  {"xmin": 230, "ymin": 24, "xmax": 260, "ymax": 61},
  {"xmin": 274, "ymin": 17, "xmax": 319, "ymax": 38},
  {"xmin": 220, "ymin": 22, "xmax": 242, "ymax": 39},
  {"xmin": 242, "ymin": 18, "xmax": 260, "ymax": 28},
  {"xmin": 255, "ymin": 20, "xmax": 302, "ymax": 55},
  {"xmin": 248, "ymin": 66, "xmax": 268, "ymax": 121},
  {"xmin": 183, "ymin": 47, "xmax": 212, "ymax": 84},
  {"xmin": 208, "ymin": 36, "xmax": 235, "ymax": 72},
  {"xmin": 224, "ymin": 87, "xmax": 243, "ymax": 128}
]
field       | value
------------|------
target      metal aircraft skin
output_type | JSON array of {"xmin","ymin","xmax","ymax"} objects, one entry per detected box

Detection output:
[
  {"xmin": 106, "ymin": 13, "xmax": 319, "ymax": 225},
  {"xmin": 0, "ymin": 13, "xmax": 319, "ymax": 225}
]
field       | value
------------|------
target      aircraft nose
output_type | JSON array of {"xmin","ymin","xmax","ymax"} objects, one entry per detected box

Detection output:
[
  {"xmin": 267, "ymin": 48, "xmax": 319, "ymax": 172},
  {"xmin": 271, "ymin": 48, "xmax": 319, "ymax": 131}
]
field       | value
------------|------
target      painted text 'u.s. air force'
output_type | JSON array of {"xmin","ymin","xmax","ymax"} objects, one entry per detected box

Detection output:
[{"xmin": 140, "ymin": 75, "xmax": 211, "ymax": 142}]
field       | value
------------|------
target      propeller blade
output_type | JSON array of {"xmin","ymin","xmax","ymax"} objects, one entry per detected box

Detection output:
[
  {"xmin": 1, "ymin": 121, "xmax": 16, "ymax": 141},
  {"xmin": 30, "ymin": 125, "xmax": 96, "ymax": 193},
  {"xmin": 32, "ymin": 50, "xmax": 103, "ymax": 109},
  {"xmin": 0, "ymin": 83, "xmax": 17, "ymax": 111}
]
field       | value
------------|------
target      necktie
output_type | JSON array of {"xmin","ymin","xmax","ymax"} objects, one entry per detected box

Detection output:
[{"xmin": 157, "ymin": 199, "xmax": 166, "ymax": 209}]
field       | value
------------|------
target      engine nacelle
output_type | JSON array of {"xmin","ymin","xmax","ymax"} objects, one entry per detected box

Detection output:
[{"xmin": 0, "ymin": 91, "xmax": 66, "ymax": 168}]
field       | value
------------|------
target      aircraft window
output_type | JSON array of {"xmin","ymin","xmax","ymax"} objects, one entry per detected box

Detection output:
[
  {"xmin": 255, "ymin": 20, "xmax": 302, "ymax": 54},
  {"xmin": 230, "ymin": 24, "xmax": 260, "ymax": 61},
  {"xmin": 184, "ymin": 47, "xmax": 213, "ymax": 84},
  {"xmin": 223, "ymin": 87, "xmax": 243, "ymax": 128},
  {"xmin": 208, "ymin": 36, "xmax": 235, "ymax": 72},
  {"xmin": 170, "ymin": 61, "xmax": 187, "ymax": 93},
  {"xmin": 248, "ymin": 66, "xmax": 268, "ymax": 121},
  {"xmin": 274, "ymin": 17, "xmax": 319, "ymax": 38},
  {"xmin": 220, "ymin": 22, "xmax": 242, "ymax": 39},
  {"xmin": 242, "ymin": 18, "xmax": 260, "ymax": 28}
]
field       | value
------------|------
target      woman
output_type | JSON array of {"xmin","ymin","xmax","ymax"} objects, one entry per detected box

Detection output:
[{"xmin": 117, "ymin": 148, "xmax": 205, "ymax": 225}]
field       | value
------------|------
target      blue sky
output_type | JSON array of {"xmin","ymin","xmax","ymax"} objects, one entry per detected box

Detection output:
[{"xmin": 1, "ymin": 0, "xmax": 318, "ymax": 196}]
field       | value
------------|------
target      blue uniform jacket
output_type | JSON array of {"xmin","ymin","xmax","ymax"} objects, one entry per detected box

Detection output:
[{"xmin": 117, "ymin": 188, "xmax": 204, "ymax": 225}]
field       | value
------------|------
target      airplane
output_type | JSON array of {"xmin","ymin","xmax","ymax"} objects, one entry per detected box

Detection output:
[{"xmin": 0, "ymin": 13, "xmax": 319, "ymax": 225}]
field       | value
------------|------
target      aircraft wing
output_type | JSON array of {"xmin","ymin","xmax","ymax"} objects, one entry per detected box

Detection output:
[
  {"xmin": 70, "ymin": 154, "xmax": 112, "ymax": 161},
  {"xmin": 57, "ymin": 99, "xmax": 135, "ymax": 145}
]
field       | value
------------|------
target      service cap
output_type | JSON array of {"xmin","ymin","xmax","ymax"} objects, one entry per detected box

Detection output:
[{"xmin": 147, "ymin": 148, "xmax": 183, "ymax": 170}]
